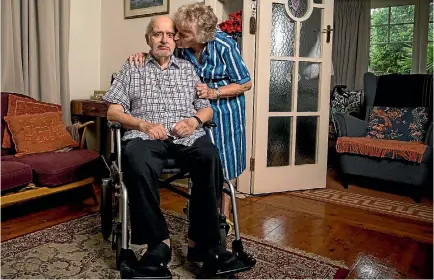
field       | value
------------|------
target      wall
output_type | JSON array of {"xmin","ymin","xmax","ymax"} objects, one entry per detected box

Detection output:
[
  {"xmin": 69, "ymin": 0, "xmax": 102, "ymax": 150},
  {"xmin": 222, "ymin": 0, "xmax": 243, "ymax": 21},
  {"xmin": 100, "ymin": 0, "xmax": 204, "ymax": 90},
  {"xmin": 69, "ymin": 0, "xmax": 101, "ymax": 100}
]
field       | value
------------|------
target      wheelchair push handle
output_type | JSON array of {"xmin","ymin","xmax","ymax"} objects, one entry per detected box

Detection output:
[{"xmin": 107, "ymin": 121, "xmax": 122, "ymax": 130}]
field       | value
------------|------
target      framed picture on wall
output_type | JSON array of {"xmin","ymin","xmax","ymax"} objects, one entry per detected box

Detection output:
[{"xmin": 124, "ymin": 0, "xmax": 169, "ymax": 19}]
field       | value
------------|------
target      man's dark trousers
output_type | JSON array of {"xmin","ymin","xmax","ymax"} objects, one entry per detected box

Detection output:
[{"xmin": 123, "ymin": 135, "xmax": 224, "ymax": 248}]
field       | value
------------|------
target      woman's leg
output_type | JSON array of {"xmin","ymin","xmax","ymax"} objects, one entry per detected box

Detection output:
[{"xmin": 223, "ymin": 178, "xmax": 237, "ymax": 218}]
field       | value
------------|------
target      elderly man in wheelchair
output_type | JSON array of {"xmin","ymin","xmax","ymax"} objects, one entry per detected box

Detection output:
[{"xmin": 100, "ymin": 15, "xmax": 255, "ymax": 279}]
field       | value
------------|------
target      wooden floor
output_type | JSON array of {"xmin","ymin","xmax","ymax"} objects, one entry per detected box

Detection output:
[{"xmin": 2, "ymin": 170, "xmax": 433, "ymax": 279}]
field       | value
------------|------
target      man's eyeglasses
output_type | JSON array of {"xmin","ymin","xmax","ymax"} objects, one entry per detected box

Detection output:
[{"xmin": 152, "ymin": 32, "xmax": 175, "ymax": 39}]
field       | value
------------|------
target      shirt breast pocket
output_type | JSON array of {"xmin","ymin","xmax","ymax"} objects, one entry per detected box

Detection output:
[{"xmin": 173, "ymin": 83, "xmax": 195, "ymax": 112}]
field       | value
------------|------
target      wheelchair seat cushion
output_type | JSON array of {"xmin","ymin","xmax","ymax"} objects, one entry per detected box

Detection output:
[{"xmin": 161, "ymin": 158, "xmax": 183, "ymax": 174}]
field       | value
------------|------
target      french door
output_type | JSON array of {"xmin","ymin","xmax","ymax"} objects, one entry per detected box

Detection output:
[{"xmin": 251, "ymin": 0, "xmax": 334, "ymax": 194}]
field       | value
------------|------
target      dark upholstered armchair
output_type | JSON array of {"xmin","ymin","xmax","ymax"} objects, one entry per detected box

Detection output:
[{"xmin": 333, "ymin": 73, "xmax": 433, "ymax": 201}]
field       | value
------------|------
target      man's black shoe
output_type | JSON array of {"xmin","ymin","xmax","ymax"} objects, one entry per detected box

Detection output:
[
  {"xmin": 188, "ymin": 244, "xmax": 251, "ymax": 277},
  {"xmin": 187, "ymin": 245, "xmax": 207, "ymax": 262},
  {"xmin": 134, "ymin": 242, "xmax": 172, "ymax": 278}
]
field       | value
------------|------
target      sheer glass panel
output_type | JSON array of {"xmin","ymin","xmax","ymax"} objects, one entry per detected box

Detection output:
[
  {"xmin": 288, "ymin": 0, "xmax": 308, "ymax": 18},
  {"xmin": 271, "ymin": 4, "xmax": 295, "ymax": 57},
  {"xmin": 300, "ymin": 8, "xmax": 322, "ymax": 58},
  {"xmin": 295, "ymin": 116, "xmax": 318, "ymax": 165},
  {"xmin": 267, "ymin": 117, "xmax": 292, "ymax": 167},
  {"xmin": 269, "ymin": 60, "xmax": 294, "ymax": 112},
  {"xmin": 298, "ymin": 62, "xmax": 320, "ymax": 112}
]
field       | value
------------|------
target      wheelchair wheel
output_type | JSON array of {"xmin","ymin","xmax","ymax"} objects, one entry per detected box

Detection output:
[{"xmin": 100, "ymin": 179, "xmax": 113, "ymax": 240}]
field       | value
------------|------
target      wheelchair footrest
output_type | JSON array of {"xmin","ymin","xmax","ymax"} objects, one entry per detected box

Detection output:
[
  {"xmin": 119, "ymin": 249, "xmax": 172, "ymax": 279},
  {"xmin": 201, "ymin": 254, "xmax": 254, "ymax": 278},
  {"xmin": 232, "ymin": 239, "xmax": 257, "ymax": 268},
  {"xmin": 200, "ymin": 240, "xmax": 256, "ymax": 278}
]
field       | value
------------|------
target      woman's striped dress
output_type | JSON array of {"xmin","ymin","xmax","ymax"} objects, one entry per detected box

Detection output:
[{"xmin": 178, "ymin": 30, "xmax": 251, "ymax": 180}]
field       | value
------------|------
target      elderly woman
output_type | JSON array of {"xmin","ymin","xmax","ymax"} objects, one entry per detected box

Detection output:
[{"xmin": 130, "ymin": 3, "xmax": 252, "ymax": 226}]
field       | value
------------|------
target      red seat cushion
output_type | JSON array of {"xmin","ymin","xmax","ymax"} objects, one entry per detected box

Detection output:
[
  {"xmin": 2, "ymin": 149, "xmax": 99, "ymax": 187},
  {"xmin": 1, "ymin": 161, "xmax": 32, "ymax": 192}
]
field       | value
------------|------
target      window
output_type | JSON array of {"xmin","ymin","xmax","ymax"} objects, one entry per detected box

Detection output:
[
  {"xmin": 427, "ymin": 2, "xmax": 433, "ymax": 73},
  {"xmin": 369, "ymin": 0, "xmax": 433, "ymax": 75}
]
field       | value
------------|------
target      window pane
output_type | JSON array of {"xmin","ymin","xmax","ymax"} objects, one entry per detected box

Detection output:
[
  {"xmin": 271, "ymin": 4, "xmax": 295, "ymax": 57},
  {"xmin": 430, "ymin": 3, "xmax": 433, "ymax": 22},
  {"xmin": 390, "ymin": 5, "xmax": 414, "ymax": 24},
  {"xmin": 371, "ymin": 8, "xmax": 389, "ymax": 25},
  {"xmin": 298, "ymin": 62, "xmax": 320, "ymax": 112},
  {"xmin": 390, "ymin": 24, "xmax": 414, "ymax": 42},
  {"xmin": 427, "ymin": 42, "xmax": 433, "ymax": 74},
  {"xmin": 288, "ymin": 0, "xmax": 309, "ymax": 18},
  {"xmin": 429, "ymin": 23, "xmax": 433, "ymax": 41},
  {"xmin": 269, "ymin": 60, "xmax": 293, "ymax": 112},
  {"xmin": 267, "ymin": 117, "xmax": 291, "ymax": 167},
  {"xmin": 299, "ymin": 8, "xmax": 322, "ymax": 58},
  {"xmin": 295, "ymin": 117, "xmax": 317, "ymax": 165},
  {"xmin": 370, "ymin": 26, "xmax": 388, "ymax": 43},
  {"xmin": 369, "ymin": 43, "xmax": 412, "ymax": 75}
]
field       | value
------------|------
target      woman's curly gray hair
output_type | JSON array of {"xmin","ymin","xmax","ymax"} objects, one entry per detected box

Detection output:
[{"xmin": 174, "ymin": 3, "xmax": 218, "ymax": 43}]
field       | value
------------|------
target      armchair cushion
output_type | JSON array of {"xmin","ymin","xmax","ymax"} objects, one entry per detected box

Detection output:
[
  {"xmin": 4, "ymin": 111, "xmax": 78, "ymax": 157},
  {"xmin": 2, "ymin": 94, "xmax": 61, "ymax": 149},
  {"xmin": 1, "ymin": 161, "xmax": 33, "ymax": 192},
  {"xmin": 336, "ymin": 137, "xmax": 427, "ymax": 163},
  {"xmin": 2, "ymin": 149, "xmax": 99, "ymax": 187},
  {"xmin": 365, "ymin": 106, "xmax": 429, "ymax": 142}
]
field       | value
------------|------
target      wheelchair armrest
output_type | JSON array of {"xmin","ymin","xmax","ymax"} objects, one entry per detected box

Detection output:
[
  {"xmin": 203, "ymin": 121, "xmax": 217, "ymax": 128},
  {"xmin": 107, "ymin": 121, "xmax": 122, "ymax": 130}
]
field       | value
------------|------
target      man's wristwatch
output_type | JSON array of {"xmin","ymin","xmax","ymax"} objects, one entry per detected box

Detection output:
[
  {"xmin": 192, "ymin": 116, "xmax": 203, "ymax": 129},
  {"xmin": 215, "ymin": 88, "xmax": 221, "ymax": 99}
]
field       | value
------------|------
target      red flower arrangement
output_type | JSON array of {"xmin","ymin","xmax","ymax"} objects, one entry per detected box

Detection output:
[{"xmin": 218, "ymin": 10, "xmax": 243, "ymax": 40}]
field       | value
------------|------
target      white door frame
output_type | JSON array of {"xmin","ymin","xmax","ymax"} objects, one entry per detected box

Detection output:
[{"xmin": 205, "ymin": 0, "xmax": 257, "ymax": 194}]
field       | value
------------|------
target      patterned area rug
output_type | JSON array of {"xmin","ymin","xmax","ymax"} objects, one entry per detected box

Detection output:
[
  {"xmin": 1, "ymin": 211, "xmax": 349, "ymax": 279},
  {"xmin": 290, "ymin": 188, "xmax": 433, "ymax": 223}
]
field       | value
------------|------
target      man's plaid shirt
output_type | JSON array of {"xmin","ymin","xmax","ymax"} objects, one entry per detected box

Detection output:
[{"xmin": 102, "ymin": 55, "xmax": 210, "ymax": 146}]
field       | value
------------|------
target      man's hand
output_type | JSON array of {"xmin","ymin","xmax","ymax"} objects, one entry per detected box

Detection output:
[
  {"xmin": 171, "ymin": 118, "xmax": 199, "ymax": 138},
  {"xmin": 196, "ymin": 84, "xmax": 218, "ymax": 99},
  {"xmin": 139, "ymin": 121, "xmax": 168, "ymax": 140},
  {"xmin": 128, "ymin": 52, "xmax": 147, "ymax": 67}
]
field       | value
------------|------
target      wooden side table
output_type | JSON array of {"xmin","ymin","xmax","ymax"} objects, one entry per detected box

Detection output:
[{"xmin": 71, "ymin": 99, "xmax": 109, "ymax": 156}]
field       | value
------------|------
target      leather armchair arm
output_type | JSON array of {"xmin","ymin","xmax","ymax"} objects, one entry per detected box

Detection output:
[
  {"xmin": 333, "ymin": 112, "xmax": 368, "ymax": 137},
  {"xmin": 425, "ymin": 123, "xmax": 433, "ymax": 148}
]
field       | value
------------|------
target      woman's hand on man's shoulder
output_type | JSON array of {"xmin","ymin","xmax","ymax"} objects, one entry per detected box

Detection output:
[{"xmin": 127, "ymin": 52, "xmax": 147, "ymax": 67}]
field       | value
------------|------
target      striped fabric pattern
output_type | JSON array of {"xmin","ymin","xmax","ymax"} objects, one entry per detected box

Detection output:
[{"xmin": 179, "ymin": 30, "xmax": 251, "ymax": 179}]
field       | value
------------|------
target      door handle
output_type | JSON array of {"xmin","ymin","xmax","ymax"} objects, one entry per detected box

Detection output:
[{"xmin": 321, "ymin": 25, "xmax": 333, "ymax": 43}]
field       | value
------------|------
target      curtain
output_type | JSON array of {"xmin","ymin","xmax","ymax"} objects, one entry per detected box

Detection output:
[
  {"xmin": 331, "ymin": 0, "xmax": 371, "ymax": 91},
  {"xmin": 1, "ymin": 0, "xmax": 71, "ymax": 124}
]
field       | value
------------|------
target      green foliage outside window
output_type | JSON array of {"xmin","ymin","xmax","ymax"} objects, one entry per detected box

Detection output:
[{"xmin": 369, "ymin": 5, "xmax": 433, "ymax": 74}]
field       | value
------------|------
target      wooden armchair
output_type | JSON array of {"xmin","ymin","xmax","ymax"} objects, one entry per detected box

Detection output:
[{"xmin": 1, "ymin": 92, "xmax": 101, "ymax": 208}]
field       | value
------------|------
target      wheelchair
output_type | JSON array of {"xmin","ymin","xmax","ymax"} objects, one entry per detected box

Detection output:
[{"xmin": 100, "ymin": 121, "xmax": 256, "ymax": 278}]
